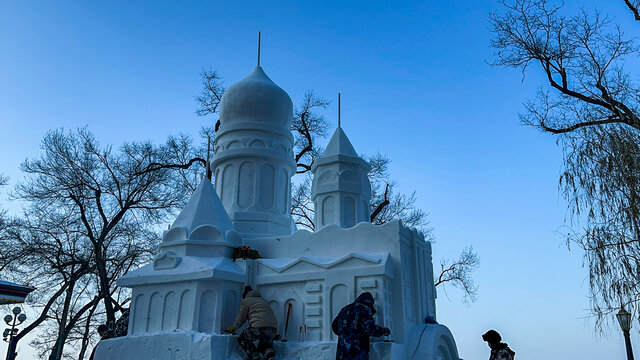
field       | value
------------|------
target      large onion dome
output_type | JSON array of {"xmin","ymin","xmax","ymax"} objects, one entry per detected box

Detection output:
[{"xmin": 218, "ymin": 66, "xmax": 293, "ymax": 129}]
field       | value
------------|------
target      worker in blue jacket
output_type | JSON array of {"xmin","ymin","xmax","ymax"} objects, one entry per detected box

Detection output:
[{"xmin": 331, "ymin": 292, "xmax": 390, "ymax": 360}]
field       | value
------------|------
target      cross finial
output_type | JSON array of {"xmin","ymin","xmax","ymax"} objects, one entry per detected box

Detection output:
[
  {"xmin": 338, "ymin": 92, "xmax": 341, "ymax": 128},
  {"xmin": 257, "ymin": 31, "xmax": 261, "ymax": 66}
]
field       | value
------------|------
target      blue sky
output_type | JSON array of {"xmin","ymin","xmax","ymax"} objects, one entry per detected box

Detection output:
[{"xmin": 1, "ymin": 1, "xmax": 639, "ymax": 359}]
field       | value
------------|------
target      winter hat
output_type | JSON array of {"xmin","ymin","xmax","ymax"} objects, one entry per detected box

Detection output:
[
  {"xmin": 242, "ymin": 286, "xmax": 253, "ymax": 299},
  {"xmin": 482, "ymin": 330, "xmax": 501, "ymax": 344}
]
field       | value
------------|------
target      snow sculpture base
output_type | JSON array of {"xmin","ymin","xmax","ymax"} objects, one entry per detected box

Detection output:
[
  {"xmin": 93, "ymin": 325, "xmax": 459, "ymax": 360},
  {"xmin": 93, "ymin": 332, "xmax": 243, "ymax": 360},
  {"xmin": 406, "ymin": 324, "xmax": 461, "ymax": 360}
]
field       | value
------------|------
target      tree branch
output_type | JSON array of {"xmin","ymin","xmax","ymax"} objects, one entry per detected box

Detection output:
[
  {"xmin": 134, "ymin": 157, "xmax": 206, "ymax": 176},
  {"xmin": 624, "ymin": 0, "xmax": 640, "ymax": 21},
  {"xmin": 370, "ymin": 183, "xmax": 390, "ymax": 222},
  {"xmin": 541, "ymin": 116, "xmax": 624, "ymax": 134}
]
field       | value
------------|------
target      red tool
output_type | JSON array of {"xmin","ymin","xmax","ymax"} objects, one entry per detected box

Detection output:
[{"xmin": 282, "ymin": 303, "xmax": 292, "ymax": 342}]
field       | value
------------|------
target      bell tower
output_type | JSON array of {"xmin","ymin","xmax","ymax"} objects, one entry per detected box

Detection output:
[
  {"xmin": 211, "ymin": 66, "xmax": 296, "ymax": 239},
  {"xmin": 311, "ymin": 127, "xmax": 371, "ymax": 228}
]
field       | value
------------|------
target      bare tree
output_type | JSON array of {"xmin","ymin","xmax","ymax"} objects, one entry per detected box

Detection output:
[
  {"xmin": 291, "ymin": 91, "xmax": 331, "ymax": 173},
  {"xmin": 2, "ymin": 210, "xmax": 95, "ymax": 360},
  {"xmin": 490, "ymin": 0, "xmax": 640, "ymax": 134},
  {"xmin": 195, "ymin": 69, "xmax": 225, "ymax": 132},
  {"xmin": 291, "ymin": 174, "xmax": 315, "ymax": 231},
  {"xmin": 435, "ymin": 247, "xmax": 480, "ymax": 304},
  {"xmin": 365, "ymin": 153, "xmax": 429, "ymax": 230},
  {"xmin": 490, "ymin": 0, "xmax": 640, "ymax": 326},
  {"xmin": 561, "ymin": 125, "xmax": 640, "ymax": 327},
  {"xmin": 1, "ymin": 128, "xmax": 205, "ymax": 359},
  {"xmin": 0, "ymin": 174, "xmax": 9, "ymax": 245}
]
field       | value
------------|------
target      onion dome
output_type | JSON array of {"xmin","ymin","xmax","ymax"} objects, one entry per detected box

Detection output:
[{"xmin": 219, "ymin": 66, "xmax": 293, "ymax": 130}]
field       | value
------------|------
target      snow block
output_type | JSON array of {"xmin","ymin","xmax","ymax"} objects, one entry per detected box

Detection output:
[
  {"xmin": 93, "ymin": 332, "xmax": 244, "ymax": 360},
  {"xmin": 94, "ymin": 332, "xmax": 411, "ymax": 360}
]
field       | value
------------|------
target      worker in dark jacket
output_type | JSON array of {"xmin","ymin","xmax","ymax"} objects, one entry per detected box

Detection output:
[
  {"xmin": 225, "ymin": 286, "xmax": 278, "ymax": 360},
  {"xmin": 331, "ymin": 292, "xmax": 391, "ymax": 360},
  {"xmin": 482, "ymin": 330, "xmax": 515, "ymax": 360},
  {"xmin": 88, "ymin": 325, "xmax": 108, "ymax": 360}
]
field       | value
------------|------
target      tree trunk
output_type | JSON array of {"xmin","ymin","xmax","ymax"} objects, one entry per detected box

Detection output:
[
  {"xmin": 48, "ymin": 277, "xmax": 76, "ymax": 360},
  {"xmin": 78, "ymin": 300, "xmax": 99, "ymax": 360},
  {"xmin": 94, "ymin": 244, "xmax": 115, "ymax": 326}
]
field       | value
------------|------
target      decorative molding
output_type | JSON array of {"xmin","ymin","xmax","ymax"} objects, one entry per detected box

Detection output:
[
  {"xmin": 153, "ymin": 251, "xmax": 181, "ymax": 270},
  {"xmin": 258, "ymin": 252, "xmax": 386, "ymax": 273}
]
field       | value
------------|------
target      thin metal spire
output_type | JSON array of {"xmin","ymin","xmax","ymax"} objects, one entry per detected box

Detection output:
[
  {"xmin": 338, "ymin": 92, "xmax": 341, "ymax": 128},
  {"xmin": 257, "ymin": 31, "xmax": 261, "ymax": 66}
]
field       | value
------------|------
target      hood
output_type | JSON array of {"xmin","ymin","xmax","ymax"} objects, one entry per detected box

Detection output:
[{"xmin": 355, "ymin": 292, "xmax": 374, "ymax": 307}]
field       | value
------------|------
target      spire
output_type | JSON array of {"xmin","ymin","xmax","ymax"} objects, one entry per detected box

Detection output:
[
  {"xmin": 257, "ymin": 31, "xmax": 261, "ymax": 66},
  {"xmin": 323, "ymin": 127, "xmax": 359, "ymax": 158},
  {"xmin": 170, "ymin": 177, "xmax": 234, "ymax": 236},
  {"xmin": 159, "ymin": 177, "xmax": 241, "ymax": 259},
  {"xmin": 338, "ymin": 92, "xmax": 341, "ymax": 128},
  {"xmin": 206, "ymin": 135, "xmax": 212, "ymax": 180}
]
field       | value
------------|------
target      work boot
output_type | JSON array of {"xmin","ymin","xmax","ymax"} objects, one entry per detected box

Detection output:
[{"xmin": 264, "ymin": 349, "xmax": 275, "ymax": 360}]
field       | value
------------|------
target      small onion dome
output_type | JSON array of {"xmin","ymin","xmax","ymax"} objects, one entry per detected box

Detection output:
[{"xmin": 219, "ymin": 66, "xmax": 293, "ymax": 129}]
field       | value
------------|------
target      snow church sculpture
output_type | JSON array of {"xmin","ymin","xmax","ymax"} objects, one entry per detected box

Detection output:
[{"xmin": 95, "ymin": 64, "xmax": 462, "ymax": 360}]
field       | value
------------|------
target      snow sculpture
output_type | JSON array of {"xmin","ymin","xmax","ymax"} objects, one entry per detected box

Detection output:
[{"xmin": 94, "ymin": 64, "xmax": 461, "ymax": 360}]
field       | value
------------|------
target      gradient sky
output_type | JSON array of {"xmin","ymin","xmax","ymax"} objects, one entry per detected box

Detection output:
[{"xmin": 1, "ymin": 1, "xmax": 639, "ymax": 359}]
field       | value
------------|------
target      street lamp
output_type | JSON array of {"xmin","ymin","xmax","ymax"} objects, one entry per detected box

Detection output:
[
  {"xmin": 617, "ymin": 307, "xmax": 635, "ymax": 360},
  {"xmin": 3, "ymin": 307, "xmax": 26, "ymax": 360}
]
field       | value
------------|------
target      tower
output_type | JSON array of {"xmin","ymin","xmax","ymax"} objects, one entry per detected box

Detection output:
[
  {"xmin": 311, "ymin": 127, "xmax": 371, "ymax": 228},
  {"xmin": 160, "ymin": 177, "xmax": 241, "ymax": 258},
  {"xmin": 119, "ymin": 177, "xmax": 246, "ymax": 338},
  {"xmin": 211, "ymin": 66, "xmax": 296, "ymax": 239}
]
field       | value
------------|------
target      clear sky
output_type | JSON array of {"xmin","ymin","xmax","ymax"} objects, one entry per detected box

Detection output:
[{"xmin": 1, "ymin": 1, "xmax": 639, "ymax": 359}]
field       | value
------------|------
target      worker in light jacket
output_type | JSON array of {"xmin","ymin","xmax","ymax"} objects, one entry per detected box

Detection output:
[{"xmin": 225, "ymin": 286, "xmax": 278, "ymax": 360}]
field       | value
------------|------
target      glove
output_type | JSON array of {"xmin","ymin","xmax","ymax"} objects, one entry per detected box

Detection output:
[
  {"xmin": 223, "ymin": 327, "xmax": 236, "ymax": 334},
  {"xmin": 383, "ymin": 327, "xmax": 391, "ymax": 336}
]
